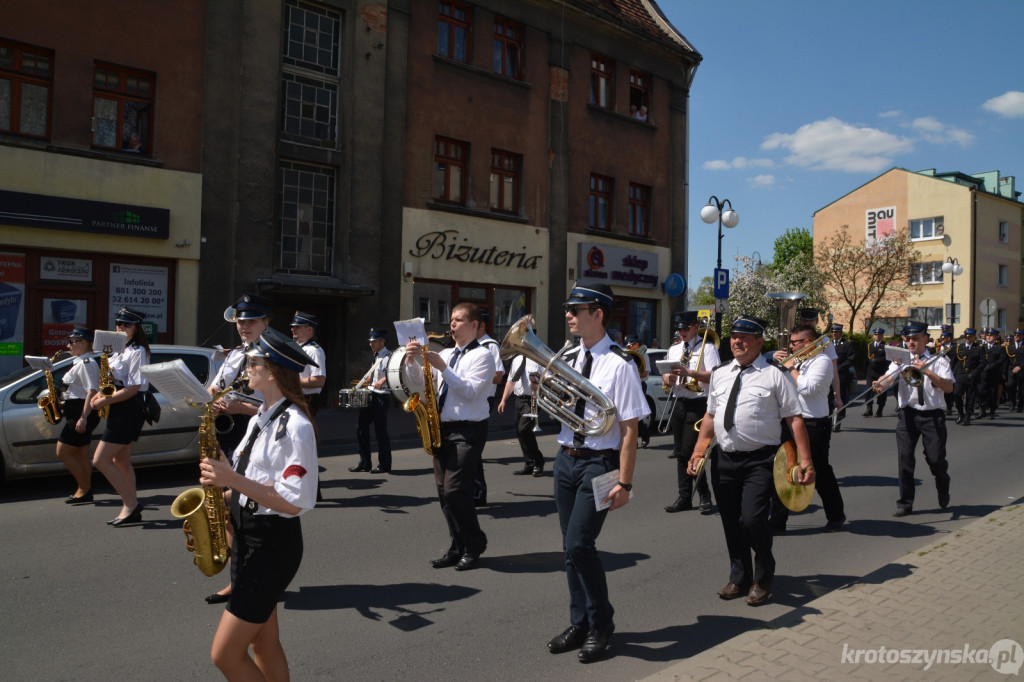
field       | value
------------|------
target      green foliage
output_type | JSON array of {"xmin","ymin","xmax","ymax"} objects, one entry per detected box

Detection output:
[
  {"xmin": 769, "ymin": 228, "xmax": 814, "ymax": 273},
  {"xmin": 691, "ymin": 276, "xmax": 715, "ymax": 307}
]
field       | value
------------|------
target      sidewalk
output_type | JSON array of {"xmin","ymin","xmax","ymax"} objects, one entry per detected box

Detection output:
[{"xmin": 643, "ymin": 503, "xmax": 1024, "ymax": 681}]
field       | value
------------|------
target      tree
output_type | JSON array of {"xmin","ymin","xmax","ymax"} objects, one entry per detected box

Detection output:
[
  {"xmin": 814, "ymin": 224, "xmax": 920, "ymax": 332},
  {"xmin": 769, "ymin": 227, "xmax": 814, "ymax": 273},
  {"xmin": 689, "ymin": 276, "xmax": 715, "ymax": 308}
]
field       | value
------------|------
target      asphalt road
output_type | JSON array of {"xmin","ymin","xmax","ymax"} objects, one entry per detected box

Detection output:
[{"xmin": 1, "ymin": 406, "xmax": 1022, "ymax": 681}]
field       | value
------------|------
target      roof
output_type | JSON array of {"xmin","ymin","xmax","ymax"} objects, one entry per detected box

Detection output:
[{"xmin": 567, "ymin": 0, "xmax": 702, "ymax": 58}]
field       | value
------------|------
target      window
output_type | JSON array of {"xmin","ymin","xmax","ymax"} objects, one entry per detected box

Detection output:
[
  {"xmin": 589, "ymin": 174, "xmax": 612, "ymax": 230},
  {"xmin": 438, "ymin": 2, "xmax": 471, "ymax": 63},
  {"xmin": 909, "ymin": 261, "xmax": 943, "ymax": 285},
  {"xmin": 629, "ymin": 70, "xmax": 649, "ymax": 121},
  {"xmin": 489, "ymin": 149, "xmax": 520, "ymax": 213},
  {"xmin": 908, "ymin": 307, "xmax": 944, "ymax": 327},
  {"xmin": 281, "ymin": 1, "xmax": 341, "ymax": 147},
  {"xmin": 944, "ymin": 303, "xmax": 960, "ymax": 325},
  {"xmin": 997, "ymin": 309, "xmax": 1007, "ymax": 331},
  {"xmin": 999, "ymin": 221, "xmax": 1009, "ymax": 243},
  {"xmin": 629, "ymin": 183, "xmax": 650, "ymax": 236},
  {"xmin": 278, "ymin": 161, "xmax": 335, "ymax": 275},
  {"xmin": 589, "ymin": 54, "xmax": 613, "ymax": 109},
  {"xmin": 492, "ymin": 17, "xmax": 521, "ymax": 79},
  {"xmin": 909, "ymin": 216, "xmax": 943, "ymax": 241},
  {"xmin": 433, "ymin": 137, "xmax": 467, "ymax": 204},
  {"xmin": 0, "ymin": 38, "xmax": 52, "ymax": 138},
  {"xmin": 92, "ymin": 64, "xmax": 154, "ymax": 153},
  {"xmin": 999, "ymin": 264, "xmax": 1009, "ymax": 286}
]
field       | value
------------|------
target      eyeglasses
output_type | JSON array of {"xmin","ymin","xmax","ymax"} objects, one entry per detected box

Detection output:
[
  {"xmin": 248, "ymin": 357, "xmax": 269, "ymax": 367},
  {"xmin": 790, "ymin": 337, "xmax": 811, "ymax": 346},
  {"xmin": 564, "ymin": 304, "xmax": 596, "ymax": 316},
  {"xmin": 68, "ymin": 338, "xmax": 84, "ymax": 344},
  {"xmin": 115, "ymin": 322, "xmax": 134, "ymax": 328}
]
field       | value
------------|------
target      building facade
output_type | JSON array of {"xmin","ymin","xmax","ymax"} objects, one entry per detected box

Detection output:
[{"xmin": 813, "ymin": 167, "xmax": 1024, "ymax": 335}]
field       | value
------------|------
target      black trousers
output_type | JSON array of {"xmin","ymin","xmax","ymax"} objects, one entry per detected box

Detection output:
[
  {"xmin": 356, "ymin": 393, "xmax": 392, "ymax": 469},
  {"xmin": 953, "ymin": 377, "xmax": 977, "ymax": 416},
  {"xmin": 770, "ymin": 420, "xmax": 845, "ymax": 527},
  {"xmin": 1009, "ymin": 369, "xmax": 1024, "ymax": 409},
  {"xmin": 434, "ymin": 421, "xmax": 488, "ymax": 556},
  {"xmin": 864, "ymin": 370, "xmax": 889, "ymax": 413},
  {"xmin": 513, "ymin": 395, "xmax": 544, "ymax": 467},
  {"xmin": 670, "ymin": 397, "xmax": 711, "ymax": 501},
  {"xmin": 836, "ymin": 373, "xmax": 853, "ymax": 421},
  {"xmin": 895, "ymin": 408, "xmax": 949, "ymax": 510},
  {"xmin": 711, "ymin": 445, "xmax": 776, "ymax": 589}
]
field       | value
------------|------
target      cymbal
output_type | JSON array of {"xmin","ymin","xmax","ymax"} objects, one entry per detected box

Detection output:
[{"xmin": 773, "ymin": 444, "xmax": 814, "ymax": 512}]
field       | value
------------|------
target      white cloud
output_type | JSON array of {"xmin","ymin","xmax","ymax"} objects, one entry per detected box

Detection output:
[
  {"xmin": 702, "ymin": 157, "xmax": 774, "ymax": 171},
  {"xmin": 749, "ymin": 174, "xmax": 775, "ymax": 187},
  {"xmin": 983, "ymin": 91, "xmax": 1024, "ymax": 118},
  {"xmin": 761, "ymin": 117, "xmax": 913, "ymax": 173},
  {"xmin": 878, "ymin": 110, "xmax": 902, "ymax": 118},
  {"xmin": 703, "ymin": 159, "xmax": 732, "ymax": 171},
  {"xmin": 910, "ymin": 117, "xmax": 974, "ymax": 147}
]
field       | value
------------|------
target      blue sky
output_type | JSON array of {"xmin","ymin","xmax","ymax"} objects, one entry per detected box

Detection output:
[{"xmin": 655, "ymin": 0, "xmax": 1024, "ymax": 293}]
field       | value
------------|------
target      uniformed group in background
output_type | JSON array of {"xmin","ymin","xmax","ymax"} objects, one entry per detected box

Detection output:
[{"xmin": 36, "ymin": 285, "xmax": 1023, "ymax": 675}]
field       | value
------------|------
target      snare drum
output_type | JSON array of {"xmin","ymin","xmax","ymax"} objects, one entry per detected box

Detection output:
[{"xmin": 348, "ymin": 388, "xmax": 372, "ymax": 408}]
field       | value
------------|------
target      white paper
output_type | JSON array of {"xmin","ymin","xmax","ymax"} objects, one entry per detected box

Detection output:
[
  {"xmin": 655, "ymin": 359, "xmax": 681, "ymax": 376},
  {"xmin": 592, "ymin": 468, "xmax": 634, "ymax": 511},
  {"xmin": 93, "ymin": 330, "xmax": 127, "ymax": 354},
  {"xmin": 394, "ymin": 318, "xmax": 428, "ymax": 346},
  {"xmin": 140, "ymin": 359, "xmax": 212, "ymax": 406},
  {"xmin": 884, "ymin": 345, "xmax": 914, "ymax": 365},
  {"xmin": 25, "ymin": 355, "xmax": 55, "ymax": 372}
]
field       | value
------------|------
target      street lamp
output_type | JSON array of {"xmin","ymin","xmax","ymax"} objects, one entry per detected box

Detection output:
[
  {"xmin": 700, "ymin": 196, "xmax": 739, "ymax": 335},
  {"xmin": 941, "ymin": 257, "xmax": 963, "ymax": 332}
]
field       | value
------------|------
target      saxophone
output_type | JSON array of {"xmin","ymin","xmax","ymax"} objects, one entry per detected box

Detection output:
[
  {"xmin": 404, "ymin": 345, "xmax": 442, "ymax": 455},
  {"xmin": 169, "ymin": 384, "xmax": 235, "ymax": 577},
  {"xmin": 97, "ymin": 347, "xmax": 115, "ymax": 419},
  {"xmin": 37, "ymin": 352, "xmax": 64, "ymax": 425}
]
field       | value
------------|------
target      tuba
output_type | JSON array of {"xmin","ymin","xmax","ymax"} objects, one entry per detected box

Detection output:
[
  {"xmin": 404, "ymin": 344, "xmax": 441, "ymax": 455},
  {"xmin": 500, "ymin": 315, "xmax": 616, "ymax": 437},
  {"xmin": 37, "ymin": 352, "xmax": 65, "ymax": 425},
  {"xmin": 170, "ymin": 384, "xmax": 234, "ymax": 577}
]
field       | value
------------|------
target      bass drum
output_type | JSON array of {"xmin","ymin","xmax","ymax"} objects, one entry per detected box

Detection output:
[{"xmin": 385, "ymin": 341, "xmax": 445, "ymax": 403}]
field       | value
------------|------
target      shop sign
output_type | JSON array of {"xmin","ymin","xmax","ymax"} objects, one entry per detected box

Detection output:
[
  {"xmin": 0, "ymin": 251, "xmax": 26, "ymax": 375},
  {"xmin": 0, "ymin": 189, "xmax": 170, "ymax": 240},
  {"xmin": 108, "ymin": 263, "xmax": 168, "ymax": 334},
  {"xmin": 40, "ymin": 256, "xmax": 93, "ymax": 282},
  {"xmin": 409, "ymin": 230, "xmax": 542, "ymax": 269},
  {"xmin": 577, "ymin": 242, "xmax": 659, "ymax": 289}
]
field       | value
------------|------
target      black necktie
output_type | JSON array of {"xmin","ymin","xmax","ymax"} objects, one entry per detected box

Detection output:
[
  {"xmin": 916, "ymin": 356, "xmax": 925, "ymax": 406},
  {"xmin": 573, "ymin": 350, "xmax": 593, "ymax": 447},
  {"xmin": 436, "ymin": 347, "xmax": 463, "ymax": 412},
  {"xmin": 723, "ymin": 365, "xmax": 749, "ymax": 432}
]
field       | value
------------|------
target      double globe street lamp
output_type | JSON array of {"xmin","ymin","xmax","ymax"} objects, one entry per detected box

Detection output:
[
  {"xmin": 700, "ymin": 196, "xmax": 739, "ymax": 335},
  {"xmin": 941, "ymin": 257, "xmax": 963, "ymax": 331}
]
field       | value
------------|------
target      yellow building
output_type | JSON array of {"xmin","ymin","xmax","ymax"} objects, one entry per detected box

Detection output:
[{"xmin": 813, "ymin": 168, "xmax": 1024, "ymax": 335}]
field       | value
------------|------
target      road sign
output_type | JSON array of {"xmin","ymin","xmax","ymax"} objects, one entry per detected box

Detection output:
[
  {"xmin": 715, "ymin": 298, "xmax": 729, "ymax": 314},
  {"xmin": 713, "ymin": 268, "xmax": 730, "ymax": 299},
  {"xmin": 663, "ymin": 273, "xmax": 686, "ymax": 298}
]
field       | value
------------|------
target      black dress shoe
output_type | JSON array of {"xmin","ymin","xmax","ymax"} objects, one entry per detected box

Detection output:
[
  {"xmin": 955, "ymin": 414, "xmax": 964, "ymax": 424},
  {"xmin": 548, "ymin": 625, "xmax": 588, "ymax": 654},
  {"xmin": 664, "ymin": 497, "xmax": 693, "ymax": 513},
  {"xmin": 862, "ymin": 409, "xmax": 873, "ymax": 417},
  {"xmin": 578, "ymin": 624, "xmax": 614, "ymax": 663},
  {"xmin": 892, "ymin": 506, "xmax": 912, "ymax": 517},
  {"xmin": 512, "ymin": 465, "xmax": 533, "ymax": 475},
  {"xmin": 832, "ymin": 422, "xmax": 842, "ymax": 432},
  {"xmin": 205, "ymin": 591, "xmax": 231, "ymax": 604},
  {"xmin": 110, "ymin": 504, "xmax": 143, "ymax": 527},
  {"xmin": 938, "ymin": 491, "xmax": 950, "ymax": 509},
  {"xmin": 370, "ymin": 466, "xmax": 391, "ymax": 474},
  {"xmin": 430, "ymin": 552, "xmax": 460, "ymax": 569},
  {"xmin": 699, "ymin": 497, "xmax": 713, "ymax": 514},
  {"xmin": 531, "ymin": 465, "xmax": 544, "ymax": 477},
  {"xmin": 65, "ymin": 489, "xmax": 93, "ymax": 504},
  {"xmin": 348, "ymin": 464, "xmax": 371, "ymax": 472},
  {"xmin": 454, "ymin": 553, "xmax": 480, "ymax": 571}
]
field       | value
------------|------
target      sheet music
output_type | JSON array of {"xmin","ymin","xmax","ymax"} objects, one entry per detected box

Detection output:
[
  {"xmin": 394, "ymin": 318, "xmax": 428, "ymax": 345},
  {"xmin": 655, "ymin": 359, "xmax": 681, "ymax": 376},
  {"xmin": 25, "ymin": 355, "xmax": 55, "ymax": 372},
  {"xmin": 93, "ymin": 330, "xmax": 127, "ymax": 354},
  {"xmin": 884, "ymin": 345, "xmax": 914, "ymax": 365},
  {"xmin": 592, "ymin": 468, "xmax": 634, "ymax": 511},
  {"xmin": 140, "ymin": 359, "xmax": 212, "ymax": 405}
]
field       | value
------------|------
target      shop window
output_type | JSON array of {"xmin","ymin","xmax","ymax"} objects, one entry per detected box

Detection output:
[
  {"xmin": 493, "ymin": 17, "xmax": 522, "ymax": 79},
  {"xmin": 589, "ymin": 54, "xmax": 613, "ymax": 109},
  {"xmin": 629, "ymin": 69, "xmax": 649, "ymax": 121},
  {"xmin": 629, "ymin": 183, "xmax": 650, "ymax": 237},
  {"xmin": 909, "ymin": 216, "xmax": 943, "ymax": 241},
  {"xmin": 489, "ymin": 149, "xmax": 520, "ymax": 214},
  {"xmin": 438, "ymin": 2, "xmax": 471, "ymax": 63},
  {"xmin": 0, "ymin": 38, "xmax": 52, "ymax": 139},
  {"xmin": 589, "ymin": 174, "xmax": 612, "ymax": 230},
  {"xmin": 92, "ymin": 63, "xmax": 154, "ymax": 154},
  {"xmin": 278, "ymin": 160, "xmax": 335, "ymax": 276},
  {"xmin": 433, "ymin": 136, "xmax": 468, "ymax": 204}
]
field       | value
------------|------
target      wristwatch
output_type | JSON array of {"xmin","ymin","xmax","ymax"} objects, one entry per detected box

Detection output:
[{"xmin": 618, "ymin": 481, "xmax": 633, "ymax": 492}]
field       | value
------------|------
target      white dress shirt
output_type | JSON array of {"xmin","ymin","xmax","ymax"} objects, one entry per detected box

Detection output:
[
  {"xmin": 665, "ymin": 334, "xmax": 721, "ymax": 398},
  {"xmin": 708, "ymin": 354, "xmax": 800, "ymax": 453},
  {"xmin": 793, "ymin": 352, "xmax": 833, "ymax": 418},
  {"xmin": 886, "ymin": 353, "xmax": 954, "ymax": 411}
]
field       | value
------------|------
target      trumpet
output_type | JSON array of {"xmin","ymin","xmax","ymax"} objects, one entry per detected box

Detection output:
[
  {"xmin": 657, "ymin": 317, "xmax": 718, "ymax": 434},
  {"xmin": 500, "ymin": 316, "xmax": 616, "ymax": 437}
]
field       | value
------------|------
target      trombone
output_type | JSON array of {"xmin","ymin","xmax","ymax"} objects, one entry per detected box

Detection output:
[{"xmin": 657, "ymin": 315, "xmax": 718, "ymax": 434}]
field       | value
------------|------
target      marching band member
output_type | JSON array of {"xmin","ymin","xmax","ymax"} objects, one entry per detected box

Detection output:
[
  {"xmin": 472, "ymin": 312, "xmax": 504, "ymax": 506},
  {"xmin": 662, "ymin": 311, "xmax": 716, "ymax": 514},
  {"xmin": 872, "ymin": 321, "xmax": 954, "ymax": 517},
  {"xmin": 212, "ymin": 294, "xmax": 271, "ymax": 453},
  {"xmin": 1008, "ymin": 329, "xmax": 1024, "ymax": 412},
  {"xmin": 290, "ymin": 311, "xmax": 326, "ymax": 416},
  {"xmin": 57, "ymin": 326, "xmax": 101, "ymax": 504},
  {"xmin": 623, "ymin": 335, "xmax": 650, "ymax": 449},
  {"xmin": 90, "ymin": 307, "xmax": 150, "ymax": 527},
  {"xmin": 546, "ymin": 284, "xmax": 648, "ymax": 663},
  {"xmin": 863, "ymin": 328, "xmax": 891, "ymax": 417},
  {"xmin": 199, "ymin": 327, "xmax": 319, "ymax": 681},
  {"xmin": 498, "ymin": 315, "xmax": 545, "ymax": 476},
  {"xmin": 351, "ymin": 328, "xmax": 393, "ymax": 474},
  {"xmin": 952, "ymin": 328, "xmax": 984, "ymax": 426},
  {"xmin": 406, "ymin": 302, "xmax": 495, "ymax": 572}
]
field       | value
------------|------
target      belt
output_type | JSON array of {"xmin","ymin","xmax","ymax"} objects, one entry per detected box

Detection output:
[
  {"xmin": 898, "ymin": 407, "xmax": 944, "ymax": 416},
  {"xmin": 441, "ymin": 420, "xmax": 487, "ymax": 427},
  {"xmin": 563, "ymin": 447, "xmax": 618, "ymax": 458},
  {"xmin": 803, "ymin": 417, "xmax": 830, "ymax": 428}
]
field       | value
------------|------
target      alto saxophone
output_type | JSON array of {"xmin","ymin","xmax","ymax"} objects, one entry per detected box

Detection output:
[
  {"xmin": 169, "ymin": 384, "xmax": 236, "ymax": 577},
  {"xmin": 37, "ymin": 352, "xmax": 64, "ymax": 425},
  {"xmin": 97, "ymin": 347, "xmax": 116, "ymax": 419},
  {"xmin": 404, "ymin": 344, "xmax": 442, "ymax": 455}
]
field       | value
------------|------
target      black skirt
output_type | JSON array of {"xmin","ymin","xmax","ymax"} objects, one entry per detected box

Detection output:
[
  {"xmin": 227, "ymin": 503, "xmax": 304, "ymax": 624},
  {"xmin": 58, "ymin": 399, "xmax": 101, "ymax": 447},
  {"xmin": 99, "ymin": 396, "xmax": 145, "ymax": 444}
]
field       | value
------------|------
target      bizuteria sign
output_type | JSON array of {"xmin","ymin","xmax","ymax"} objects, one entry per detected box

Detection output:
[
  {"xmin": 577, "ymin": 242, "xmax": 659, "ymax": 289},
  {"xmin": 409, "ymin": 229, "xmax": 542, "ymax": 269}
]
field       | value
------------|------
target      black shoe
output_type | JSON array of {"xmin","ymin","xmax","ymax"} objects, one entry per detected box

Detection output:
[
  {"xmin": 110, "ymin": 504, "xmax": 143, "ymax": 527},
  {"xmin": 454, "ymin": 553, "xmax": 480, "ymax": 571},
  {"xmin": 639, "ymin": 438, "xmax": 650, "ymax": 449},
  {"xmin": 473, "ymin": 497, "xmax": 487, "ymax": 507},
  {"xmin": 961, "ymin": 416, "xmax": 971, "ymax": 426},
  {"xmin": 578, "ymin": 624, "xmax": 614, "ymax": 663},
  {"xmin": 664, "ymin": 497, "xmax": 693, "ymax": 513},
  {"xmin": 862, "ymin": 409, "xmax": 873, "ymax": 417},
  {"xmin": 430, "ymin": 552, "xmax": 460, "ymax": 569},
  {"xmin": 770, "ymin": 525, "xmax": 786, "ymax": 536},
  {"xmin": 938, "ymin": 492, "xmax": 950, "ymax": 509},
  {"xmin": 548, "ymin": 625, "xmax": 588, "ymax": 654},
  {"xmin": 823, "ymin": 516, "xmax": 846, "ymax": 533},
  {"xmin": 955, "ymin": 413, "xmax": 964, "ymax": 424},
  {"xmin": 892, "ymin": 506, "xmax": 912, "ymax": 517},
  {"xmin": 531, "ymin": 465, "xmax": 544, "ymax": 477},
  {"xmin": 699, "ymin": 497, "xmax": 713, "ymax": 514},
  {"xmin": 205, "ymin": 591, "xmax": 231, "ymax": 604},
  {"xmin": 65, "ymin": 489, "xmax": 93, "ymax": 504},
  {"xmin": 348, "ymin": 464, "xmax": 371, "ymax": 472},
  {"xmin": 875, "ymin": 408, "xmax": 883, "ymax": 417},
  {"xmin": 832, "ymin": 422, "xmax": 842, "ymax": 432},
  {"xmin": 512, "ymin": 465, "xmax": 533, "ymax": 475},
  {"xmin": 370, "ymin": 466, "xmax": 391, "ymax": 474},
  {"xmin": 666, "ymin": 453, "xmax": 677, "ymax": 459}
]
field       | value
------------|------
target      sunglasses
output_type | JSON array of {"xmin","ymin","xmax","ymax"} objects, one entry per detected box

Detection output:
[
  {"xmin": 564, "ymin": 304, "xmax": 596, "ymax": 316},
  {"xmin": 248, "ymin": 357, "xmax": 269, "ymax": 367},
  {"xmin": 68, "ymin": 338, "xmax": 85, "ymax": 344}
]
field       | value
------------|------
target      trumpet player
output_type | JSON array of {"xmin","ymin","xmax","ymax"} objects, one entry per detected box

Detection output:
[
  {"xmin": 662, "ymin": 311, "xmax": 716, "ymax": 514},
  {"xmin": 872, "ymin": 321, "xmax": 954, "ymax": 517}
]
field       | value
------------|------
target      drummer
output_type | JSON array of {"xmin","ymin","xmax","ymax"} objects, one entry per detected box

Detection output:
[{"xmin": 350, "ymin": 329, "xmax": 393, "ymax": 474}]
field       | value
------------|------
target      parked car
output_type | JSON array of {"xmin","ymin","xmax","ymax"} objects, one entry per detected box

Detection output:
[
  {"xmin": 643, "ymin": 348, "xmax": 672, "ymax": 434},
  {"xmin": 0, "ymin": 345, "xmax": 224, "ymax": 485}
]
